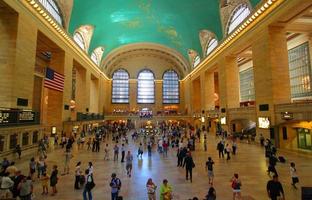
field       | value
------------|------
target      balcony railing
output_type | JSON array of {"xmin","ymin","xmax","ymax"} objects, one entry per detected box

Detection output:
[{"xmin": 76, "ymin": 113, "xmax": 104, "ymax": 121}]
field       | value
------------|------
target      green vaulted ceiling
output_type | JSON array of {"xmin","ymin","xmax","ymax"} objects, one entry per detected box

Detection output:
[{"xmin": 69, "ymin": 0, "xmax": 261, "ymax": 60}]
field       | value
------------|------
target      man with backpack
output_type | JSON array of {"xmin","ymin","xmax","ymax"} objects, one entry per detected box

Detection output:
[{"xmin": 110, "ymin": 173, "xmax": 121, "ymax": 200}]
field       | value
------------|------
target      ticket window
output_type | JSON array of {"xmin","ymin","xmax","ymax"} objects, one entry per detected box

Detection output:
[{"xmin": 297, "ymin": 128, "xmax": 312, "ymax": 150}]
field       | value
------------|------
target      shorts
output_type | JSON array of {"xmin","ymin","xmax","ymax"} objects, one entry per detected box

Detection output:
[
  {"xmin": 233, "ymin": 189, "xmax": 241, "ymax": 193},
  {"xmin": 126, "ymin": 164, "xmax": 132, "ymax": 170},
  {"xmin": 208, "ymin": 170, "xmax": 214, "ymax": 178}
]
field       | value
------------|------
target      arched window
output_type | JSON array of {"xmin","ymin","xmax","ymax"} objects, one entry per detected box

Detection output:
[
  {"xmin": 73, "ymin": 32, "xmax": 85, "ymax": 50},
  {"xmin": 206, "ymin": 38, "xmax": 218, "ymax": 56},
  {"xmin": 38, "ymin": 0, "xmax": 63, "ymax": 26},
  {"xmin": 91, "ymin": 47, "xmax": 104, "ymax": 66},
  {"xmin": 91, "ymin": 52, "xmax": 99, "ymax": 65},
  {"xmin": 163, "ymin": 70, "xmax": 179, "ymax": 104},
  {"xmin": 193, "ymin": 55, "xmax": 201, "ymax": 68},
  {"xmin": 227, "ymin": 4, "xmax": 251, "ymax": 34},
  {"xmin": 112, "ymin": 69, "xmax": 129, "ymax": 103},
  {"xmin": 137, "ymin": 69, "xmax": 155, "ymax": 104}
]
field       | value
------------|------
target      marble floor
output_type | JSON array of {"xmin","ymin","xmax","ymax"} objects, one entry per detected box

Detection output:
[{"xmin": 12, "ymin": 132, "xmax": 312, "ymax": 200}]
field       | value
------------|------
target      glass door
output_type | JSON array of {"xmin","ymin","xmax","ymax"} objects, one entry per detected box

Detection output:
[{"xmin": 297, "ymin": 128, "xmax": 312, "ymax": 150}]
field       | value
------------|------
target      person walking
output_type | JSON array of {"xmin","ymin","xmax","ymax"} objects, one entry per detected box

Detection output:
[
  {"xmin": 121, "ymin": 144, "xmax": 125, "ymax": 163},
  {"xmin": 87, "ymin": 162, "xmax": 94, "ymax": 175},
  {"xmin": 110, "ymin": 173, "xmax": 121, "ymax": 200},
  {"xmin": 146, "ymin": 178, "xmax": 157, "ymax": 200},
  {"xmin": 205, "ymin": 186, "xmax": 216, "ymax": 200},
  {"xmin": 83, "ymin": 169, "xmax": 95, "ymax": 200},
  {"xmin": 63, "ymin": 148, "xmax": 72, "ymax": 175},
  {"xmin": 29, "ymin": 157, "xmax": 36, "ymax": 181},
  {"xmin": 205, "ymin": 157, "xmax": 214, "ymax": 185},
  {"xmin": 104, "ymin": 144, "xmax": 109, "ymax": 160},
  {"xmin": 266, "ymin": 175, "xmax": 285, "ymax": 200},
  {"xmin": 125, "ymin": 151, "xmax": 133, "ymax": 177},
  {"xmin": 183, "ymin": 152, "xmax": 195, "ymax": 182},
  {"xmin": 217, "ymin": 141, "xmax": 224, "ymax": 158},
  {"xmin": 268, "ymin": 154, "xmax": 278, "ymax": 176},
  {"xmin": 147, "ymin": 142, "xmax": 152, "ymax": 157},
  {"xmin": 231, "ymin": 173, "xmax": 242, "ymax": 200},
  {"xmin": 74, "ymin": 162, "xmax": 82, "ymax": 189},
  {"xmin": 232, "ymin": 141, "xmax": 237, "ymax": 155},
  {"xmin": 113, "ymin": 144, "xmax": 119, "ymax": 161},
  {"xmin": 159, "ymin": 179, "xmax": 172, "ymax": 200},
  {"xmin": 290, "ymin": 162, "xmax": 299, "ymax": 189},
  {"xmin": 137, "ymin": 143, "xmax": 143, "ymax": 159},
  {"xmin": 226, "ymin": 144, "xmax": 232, "ymax": 160}
]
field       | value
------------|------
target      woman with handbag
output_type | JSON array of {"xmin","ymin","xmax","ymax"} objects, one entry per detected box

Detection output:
[
  {"xmin": 83, "ymin": 169, "xmax": 95, "ymax": 200},
  {"xmin": 159, "ymin": 179, "xmax": 172, "ymax": 200},
  {"xmin": 146, "ymin": 178, "xmax": 157, "ymax": 200}
]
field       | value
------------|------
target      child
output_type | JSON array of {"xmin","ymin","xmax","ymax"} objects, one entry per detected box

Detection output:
[
  {"xmin": 290, "ymin": 162, "xmax": 299, "ymax": 189},
  {"xmin": 41, "ymin": 172, "xmax": 49, "ymax": 195},
  {"xmin": 104, "ymin": 144, "xmax": 109, "ymax": 160}
]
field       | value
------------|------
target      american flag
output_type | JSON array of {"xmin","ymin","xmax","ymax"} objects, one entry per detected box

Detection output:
[{"xmin": 44, "ymin": 67, "xmax": 64, "ymax": 92}]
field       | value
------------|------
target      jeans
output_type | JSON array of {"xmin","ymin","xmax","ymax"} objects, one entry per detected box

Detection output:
[
  {"xmin": 111, "ymin": 192, "xmax": 118, "ymax": 200},
  {"xmin": 83, "ymin": 188, "xmax": 92, "ymax": 200}
]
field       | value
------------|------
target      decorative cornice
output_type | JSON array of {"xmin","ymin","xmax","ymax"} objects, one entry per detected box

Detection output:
[{"xmin": 22, "ymin": 0, "xmax": 110, "ymax": 80}]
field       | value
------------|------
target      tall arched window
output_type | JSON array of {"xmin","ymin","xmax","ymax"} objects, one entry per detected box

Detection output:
[
  {"xmin": 206, "ymin": 38, "xmax": 218, "ymax": 56},
  {"xmin": 163, "ymin": 70, "xmax": 179, "ymax": 104},
  {"xmin": 193, "ymin": 55, "xmax": 201, "ymax": 68},
  {"xmin": 73, "ymin": 32, "xmax": 85, "ymax": 50},
  {"xmin": 227, "ymin": 4, "xmax": 251, "ymax": 34},
  {"xmin": 137, "ymin": 69, "xmax": 155, "ymax": 103},
  {"xmin": 91, "ymin": 52, "xmax": 98, "ymax": 65},
  {"xmin": 112, "ymin": 69, "xmax": 129, "ymax": 103},
  {"xmin": 38, "ymin": 0, "xmax": 63, "ymax": 26}
]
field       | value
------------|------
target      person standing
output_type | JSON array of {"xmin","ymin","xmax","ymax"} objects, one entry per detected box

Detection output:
[
  {"xmin": 113, "ymin": 144, "xmax": 119, "ymax": 161},
  {"xmin": 83, "ymin": 169, "xmax": 95, "ymax": 200},
  {"xmin": 183, "ymin": 152, "xmax": 195, "ymax": 182},
  {"xmin": 0, "ymin": 172, "xmax": 14, "ymax": 198},
  {"xmin": 110, "ymin": 173, "xmax": 121, "ymax": 200},
  {"xmin": 267, "ymin": 175, "xmax": 285, "ymax": 200},
  {"xmin": 217, "ymin": 141, "xmax": 224, "ymax": 158},
  {"xmin": 268, "ymin": 154, "xmax": 278, "ymax": 176},
  {"xmin": 121, "ymin": 144, "xmax": 125, "ymax": 163},
  {"xmin": 125, "ymin": 151, "xmax": 133, "ymax": 177},
  {"xmin": 17, "ymin": 176, "xmax": 33, "ymax": 200},
  {"xmin": 15, "ymin": 145, "xmax": 22, "ymax": 159},
  {"xmin": 50, "ymin": 165, "xmax": 58, "ymax": 196},
  {"xmin": 204, "ymin": 134, "xmax": 207, "ymax": 151},
  {"xmin": 63, "ymin": 148, "xmax": 72, "ymax": 175},
  {"xmin": 74, "ymin": 162, "xmax": 82, "ymax": 189},
  {"xmin": 27, "ymin": 159, "xmax": 35, "ymax": 182},
  {"xmin": 87, "ymin": 162, "xmax": 94, "ymax": 175},
  {"xmin": 40, "ymin": 172, "xmax": 49, "ymax": 195},
  {"xmin": 231, "ymin": 173, "xmax": 242, "ymax": 200},
  {"xmin": 147, "ymin": 142, "xmax": 152, "ymax": 157},
  {"xmin": 205, "ymin": 186, "xmax": 216, "ymax": 200},
  {"xmin": 137, "ymin": 143, "xmax": 143, "ymax": 159},
  {"xmin": 146, "ymin": 178, "xmax": 157, "ymax": 200},
  {"xmin": 159, "ymin": 179, "xmax": 172, "ymax": 200},
  {"xmin": 290, "ymin": 162, "xmax": 299, "ymax": 189},
  {"xmin": 232, "ymin": 141, "xmax": 237, "ymax": 155},
  {"xmin": 205, "ymin": 157, "xmax": 215, "ymax": 185}
]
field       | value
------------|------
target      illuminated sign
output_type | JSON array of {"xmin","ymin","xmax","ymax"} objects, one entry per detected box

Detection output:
[
  {"xmin": 258, "ymin": 117, "xmax": 270, "ymax": 129},
  {"xmin": 220, "ymin": 117, "xmax": 226, "ymax": 125}
]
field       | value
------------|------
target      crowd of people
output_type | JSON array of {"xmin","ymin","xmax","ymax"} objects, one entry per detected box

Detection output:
[{"xmin": 0, "ymin": 121, "xmax": 301, "ymax": 200}]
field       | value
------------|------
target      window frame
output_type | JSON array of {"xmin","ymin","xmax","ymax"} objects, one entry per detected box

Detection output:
[
  {"xmin": 162, "ymin": 70, "xmax": 180, "ymax": 104},
  {"xmin": 73, "ymin": 32, "xmax": 86, "ymax": 50},
  {"xmin": 111, "ymin": 69, "xmax": 130, "ymax": 104},
  {"xmin": 206, "ymin": 38, "xmax": 218, "ymax": 56},
  {"xmin": 137, "ymin": 69, "xmax": 155, "ymax": 104},
  {"xmin": 226, "ymin": 4, "xmax": 251, "ymax": 35},
  {"xmin": 38, "ymin": 0, "xmax": 63, "ymax": 26},
  {"xmin": 193, "ymin": 55, "xmax": 201, "ymax": 68}
]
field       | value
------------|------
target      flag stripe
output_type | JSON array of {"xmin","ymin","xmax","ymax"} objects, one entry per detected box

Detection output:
[{"xmin": 44, "ymin": 67, "xmax": 64, "ymax": 92}]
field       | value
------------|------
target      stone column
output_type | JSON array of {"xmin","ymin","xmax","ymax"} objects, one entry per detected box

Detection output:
[
  {"xmin": 252, "ymin": 26, "xmax": 291, "ymax": 141},
  {"xmin": 204, "ymin": 71, "xmax": 215, "ymax": 110},
  {"xmin": 13, "ymin": 13, "xmax": 37, "ymax": 109},
  {"xmin": 62, "ymin": 52, "xmax": 73, "ymax": 121}
]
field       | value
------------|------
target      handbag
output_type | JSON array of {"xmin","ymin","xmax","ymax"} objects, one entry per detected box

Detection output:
[{"xmin": 86, "ymin": 175, "xmax": 95, "ymax": 190}]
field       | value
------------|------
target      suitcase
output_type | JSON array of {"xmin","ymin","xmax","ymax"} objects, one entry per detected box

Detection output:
[
  {"xmin": 117, "ymin": 196, "xmax": 123, "ymax": 200},
  {"xmin": 278, "ymin": 156, "xmax": 286, "ymax": 163}
]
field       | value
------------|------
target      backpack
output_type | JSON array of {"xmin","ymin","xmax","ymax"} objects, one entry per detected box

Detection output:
[{"xmin": 110, "ymin": 178, "xmax": 122, "ymax": 190}]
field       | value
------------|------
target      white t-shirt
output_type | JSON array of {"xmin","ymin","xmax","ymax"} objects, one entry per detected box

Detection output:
[{"xmin": 290, "ymin": 166, "xmax": 297, "ymax": 178}]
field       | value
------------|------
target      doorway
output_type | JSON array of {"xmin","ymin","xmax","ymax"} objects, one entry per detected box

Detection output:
[{"xmin": 297, "ymin": 128, "xmax": 311, "ymax": 150}]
